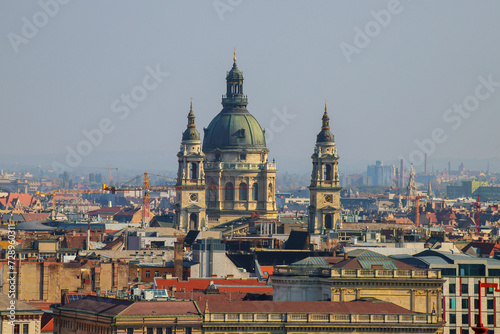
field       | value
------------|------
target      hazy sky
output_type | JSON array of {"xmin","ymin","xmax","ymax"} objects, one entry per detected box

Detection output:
[{"xmin": 2, "ymin": 1, "xmax": 500, "ymax": 174}]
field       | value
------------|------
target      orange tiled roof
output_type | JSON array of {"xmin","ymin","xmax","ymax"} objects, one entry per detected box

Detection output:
[{"xmin": 0, "ymin": 193, "xmax": 36, "ymax": 207}]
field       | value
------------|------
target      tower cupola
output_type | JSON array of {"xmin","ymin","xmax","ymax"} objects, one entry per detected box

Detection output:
[
  {"xmin": 316, "ymin": 101, "xmax": 335, "ymax": 144},
  {"xmin": 222, "ymin": 50, "xmax": 247, "ymax": 107},
  {"xmin": 182, "ymin": 99, "xmax": 200, "ymax": 142}
]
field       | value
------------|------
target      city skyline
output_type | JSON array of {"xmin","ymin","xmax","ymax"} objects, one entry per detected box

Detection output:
[{"xmin": 2, "ymin": 1, "xmax": 500, "ymax": 174}]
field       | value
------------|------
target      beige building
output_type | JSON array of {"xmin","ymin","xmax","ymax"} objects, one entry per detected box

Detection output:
[
  {"xmin": 203, "ymin": 300, "xmax": 443, "ymax": 334},
  {"xmin": 308, "ymin": 103, "xmax": 342, "ymax": 234},
  {"xmin": 272, "ymin": 250, "xmax": 444, "ymax": 319},
  {"xmin": 53, "ymin": 296, "xmax": 443, "ymax": 334},
  {"xmin": 53, "ymin": 297, "xmax": 202, "ymax": 334},
  {"xmin": 0, "ymin": 294, "xmax": 43, "ymax": 334},
  {"xmin": 0, "ymin": 260, "xmax": 137, "ymax": 303}
]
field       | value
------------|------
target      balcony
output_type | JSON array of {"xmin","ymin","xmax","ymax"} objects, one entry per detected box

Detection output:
[{"xmin": 205, "ymin": 162, "xmax": 276, "ymax": 171}]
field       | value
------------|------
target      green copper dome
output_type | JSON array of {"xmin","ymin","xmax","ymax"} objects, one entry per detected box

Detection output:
[
  {"xmin": 202, "ymin": 59, "xmax": 267, "ymax": 152},
  {"xmin": 203, "ymin": 108, "xmax": 267, "ymax": 151}
]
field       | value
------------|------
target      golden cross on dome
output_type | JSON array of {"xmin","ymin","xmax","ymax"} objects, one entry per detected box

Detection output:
[
  {"xmin": 325, "ymin": 99, "xmax": 327, "ymax": 112},
  {"xmin": 233, "ymin": 48, "xmax": 236, "ymax": 62}
]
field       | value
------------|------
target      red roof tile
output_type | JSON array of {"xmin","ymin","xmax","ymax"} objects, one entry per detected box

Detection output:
[
  {"xmin": 173, "ymin": 291, "xmax": 271, "ymax": 312},
  {"xmin": 0, "ymin": 193, "xmax": 36, "ymax": 207},
  {"xmin": 22, "ymin": 213, "xmax": 50, "ymax": 221}
]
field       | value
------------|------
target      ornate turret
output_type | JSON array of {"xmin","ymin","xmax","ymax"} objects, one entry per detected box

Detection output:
[
  {"xmin": 175, "ymin": 100, "xmax": 207, "ymax": 232},
  {"xmin": 309, "ymin": 101, "xmax": 341, "ymax": 234},
  {"xmin": 222, "ymin": 49, "xmax": 247, "ymax": 107},
  {"xmin": 316, "ymin": 101, "xmax": 335, "ymax": 143},
  {"xmin": 182, "ymin": 99, "xmax": 200, "ymax": 142}
]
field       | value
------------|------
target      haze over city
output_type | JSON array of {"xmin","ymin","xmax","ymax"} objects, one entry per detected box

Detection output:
[{"xmin": 1, "ymin": 1, "xmax": 500, "ymax": 173}]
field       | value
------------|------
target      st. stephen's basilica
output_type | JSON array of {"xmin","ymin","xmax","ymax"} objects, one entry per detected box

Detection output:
[{"xmin": 175, "ymin": 53, "xmax": 341, "ymax": 235}]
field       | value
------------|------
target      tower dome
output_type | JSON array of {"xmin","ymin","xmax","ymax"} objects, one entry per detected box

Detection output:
[
  {"xmin": 182, "ymin": 100, "xmax": 200, "ymax": 142},
  {"xmin": 202, "ymin": 53, "xmax": 267, "ymax": 152},
  {"xmin": 316, "ymin": 101, "xmax": 335, "ymax": 144}
]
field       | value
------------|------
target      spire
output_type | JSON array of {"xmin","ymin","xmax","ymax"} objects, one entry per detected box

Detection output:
[
  {"xmin": 316, "ymin": 100, "xmax": 335, "ymax": 143},
  {"xmin": 233, "ymin": 48, "xmax": 237, "ymax": 63},
  {"xmin": 187, "ymin": 98, "xmax": 195, "ymax": 128},
  {"xmin": 182, "ymin": 99, "xmax": 200, "ymax": 141},
  {"xmin": 321, "ymin": 100, "xmax": 330, "ymax": 131}
]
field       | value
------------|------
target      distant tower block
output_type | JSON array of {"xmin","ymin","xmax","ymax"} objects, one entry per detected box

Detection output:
[
  {"xmin": 425, "ymin": 153, "xmax": 427, "ymax": 175},
  {"xmin": 407, "ymin": 164, "xmax": 416, "ymax": 197},
  {"xmin": 308, "ymin": 101, "xmax": 341, "ymax": 234},
  {"xmin": 400, "ymin": 159, "xmax": 405, "ymax": 188}
]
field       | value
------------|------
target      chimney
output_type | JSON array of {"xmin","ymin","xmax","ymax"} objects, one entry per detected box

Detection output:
[
  {"xmin": 173, "ymin": 240, "xmax": 184, "ymax": 280},
  {"xmin": 344, "ymin": 252, "xmax": 348, "ymax": 260}
]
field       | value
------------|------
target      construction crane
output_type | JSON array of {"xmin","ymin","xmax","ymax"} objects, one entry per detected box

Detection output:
[
  {"xmin": 472, "ymin": 195, "xmax": 482, "ymax": 236},
  {"xmin": 102, "ymin": 172, "xmax": 176, "ymax": 227}
]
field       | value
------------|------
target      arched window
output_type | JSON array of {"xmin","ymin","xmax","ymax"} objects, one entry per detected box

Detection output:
[
  {"xmin": 252, "ymin": 183, "xmax": 258, "ymax": 201},
  {"xmin": 225, "ymin": 182, "xmax": 234, "ymax": 201},
  {"xmin": 325, "ymin": 214, "xmax": 333, "ymax": 230},
  {"xmin": 190, "ymin": 163, "xmax": 197, "ymax": 180},
  {"xmin": 239, "ymin": 183, "xmax": 248, "ymax": 201},
  {"xmin": 324, "ymin": 164, "xmax": 332, "ymax": 181},
  {"xmin": 189, "ymin": 213, "xmax": 198, "ymax": 230}
]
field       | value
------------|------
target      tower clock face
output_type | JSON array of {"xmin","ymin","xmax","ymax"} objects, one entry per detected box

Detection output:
[
  {"xmin": 324, "ymin": 194, "xmax": 332, "ymax": 203},
  {"xmin": 189, "ymin": 193, "xmax": 198, "ymax": 203}
]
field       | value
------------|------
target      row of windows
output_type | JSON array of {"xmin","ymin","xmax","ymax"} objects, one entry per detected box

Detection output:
[
  {"xmin": 224, "ymin": 182, "xmax": 260, "ymax": 201},
  {"xmin": 448, "ymin": 297, "xmax": 495, "ymax": 309},
  {"xmin": 441, "ymin": 266, "xmax": 500, "ymax": 277},
  {"xmin": 145, "ymin": 270, "xmax": 169, "ymax": 278},
  {"xmin": 56, "ymin": 319, "xmax": 110, "ymax": 334},
  {"xmin": 449, "ymin": 283, "xmax": 496, "ymax": 295},
  {"xmin": 449, "ymin": 313, "xmax": 495, "ymax": 326},
  {"xmin": 127, "ymin": 328, "xmax": 182, "ymax": 334},
  {"xmin": 13, "ymin": 324, "xmax": 28, "ymax": 334}
]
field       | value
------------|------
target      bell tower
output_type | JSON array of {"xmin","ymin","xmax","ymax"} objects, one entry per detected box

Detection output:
[
  {"xmin": 175, "ymin": 100, "xmax": 207, "ymax": 232},
  {"xmin": 308, "ymin": 101, "xmax": 341, "ymax": 234}
]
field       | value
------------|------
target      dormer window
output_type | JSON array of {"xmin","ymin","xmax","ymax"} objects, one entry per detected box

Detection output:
[{"xmin": 238, "ymin": 129, "xmax": 245, "ymax": 138}]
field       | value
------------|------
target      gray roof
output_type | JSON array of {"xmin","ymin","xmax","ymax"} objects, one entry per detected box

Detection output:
[{"xmin": 14, "ymin": 220, "xmax": 55, "ymax": 231}]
